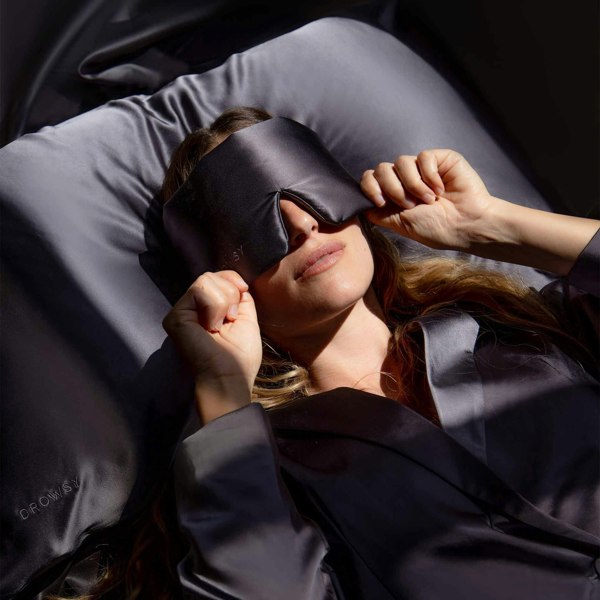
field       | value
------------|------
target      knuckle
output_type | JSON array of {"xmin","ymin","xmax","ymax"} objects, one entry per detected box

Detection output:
[
  {"xmin": 197, "ymin": 271, "xmax": 213, "ymax": 282},
  {"xmin": 193, "ymin": 272, "xmax": 209, "ymax": 287}
]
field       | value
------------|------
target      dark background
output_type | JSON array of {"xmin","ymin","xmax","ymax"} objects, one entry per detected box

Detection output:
[{"xmin": 1, "ymin": 0, "xmax": 598, "ymax": 217}]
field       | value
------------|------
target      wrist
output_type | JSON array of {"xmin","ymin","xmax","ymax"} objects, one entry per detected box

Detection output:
[
  {"xmin": 462, "ymin": 197, "xmax": 600, "ymax": 275},
  {"xmin": 463, "ymin": 196, "xmax": 522, "ymax": 250},
  {"xmin": 194, "ymin": 376, "xmax": 253, "ymax": 424}
]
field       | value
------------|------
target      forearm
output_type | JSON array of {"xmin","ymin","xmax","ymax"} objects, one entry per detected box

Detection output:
[{"xmin": 466, "ymin": 197, "xmax": 600, "ymax": 275}]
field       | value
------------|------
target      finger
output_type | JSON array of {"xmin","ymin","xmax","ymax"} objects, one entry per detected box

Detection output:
[
  {"xmin": 238, "ymin": 290, "xmax": 258, "ymax": 324},
  {"xmin": 163, "ymin": 274, "xmax": 212, "ymax": 333},
  {"xmin": 203, "ymin": 272, "xmax": 248, "ymax": 330},
  {"xmin": 215, "ymin": 271, "xmax": 250, "ymax": 322},
  {"xmin": 427, "ymin": 148, "xmax": 464, "ymax": 179},
  {"xmin": 364, "ymin": 205, "xmax": 411, "ymax": 238},
  {"xmin": 372, "ymin": 162, "xmax": 417, "ymax": 209},
  {"xmin": 216, "ymin": 270, "xmax": 249, "ymax": 292},
  {"xmin": 360, "ymin": 169, "xmax": 386, "ymax": 207},
  {"xmin": 394, "ymin": 155, "xmax": 437, "ymax": 205},
  {"xmin": 185, "ymin": 272, "xmax": 243, "ymax": 332},
  {"xmin": 416, "ymin": 150, "xmax": 445, "ymax": 196},
  {"xmin": 162, "ymin": 293, "xmax": 197, "ymax": 334}
]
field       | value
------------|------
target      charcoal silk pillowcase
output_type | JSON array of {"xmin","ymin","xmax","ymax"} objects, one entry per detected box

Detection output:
[{"xmin": 0, "ymin": 16, "xmax": 557, "ymax": 599}]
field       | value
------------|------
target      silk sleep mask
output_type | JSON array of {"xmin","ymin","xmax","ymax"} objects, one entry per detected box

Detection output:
[{"xmin": 162, "ymin": 116, "xmax": 374, "ymax": 283}]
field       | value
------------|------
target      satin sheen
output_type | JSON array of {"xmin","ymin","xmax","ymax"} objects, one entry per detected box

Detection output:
[
  {"xmin": 173, "ymin": 230, "xmax": 600, "ymax": 599},
  {"xmin": 162, "ymin": 117, "xmax": 373, "ymax": 283},
  {"xmin": 1, "ymin": 16, "xmax": 582, "ymax": 599}
]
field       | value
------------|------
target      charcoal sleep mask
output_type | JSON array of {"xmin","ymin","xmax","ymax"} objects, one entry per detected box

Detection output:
[{"xmin": 162, "ymin": 116, "xmax": 374, "ymax": 283}]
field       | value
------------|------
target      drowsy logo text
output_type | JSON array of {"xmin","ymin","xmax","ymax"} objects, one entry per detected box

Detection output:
[
  {"xmin": 219, "ymin": 244, "xmax": 244, "ymax": 270},
  {"xmin": 17, "ymin": 477, "xmax": 81, "ymax": 520}
]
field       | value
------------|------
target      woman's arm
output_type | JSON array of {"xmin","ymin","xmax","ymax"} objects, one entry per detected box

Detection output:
[
  {"xmin": 163, "ymin": 272, "xmax": 340, "ymax": 599},
  {"xmin": 456, "ymin": 197, "xmax": 599, "ymax": 276},
  {"xmin": 360, "ymin": 149, "xmax": 600, "ymax": 276}
]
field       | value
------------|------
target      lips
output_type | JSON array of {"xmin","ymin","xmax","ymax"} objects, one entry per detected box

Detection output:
[{"xmin": 296, "ymin": 240, "xmax": 345, "ymax": 279}]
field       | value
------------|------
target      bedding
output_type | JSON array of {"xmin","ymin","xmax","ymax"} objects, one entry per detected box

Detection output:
[{"xmin": 0, "ymin": 16, "xmax": 563, "ymax": 599}]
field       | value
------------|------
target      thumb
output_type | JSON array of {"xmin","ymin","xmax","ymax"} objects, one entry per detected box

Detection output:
[
  {"xmin": 237, "ymin": 290, "xmax": 259, "ymax": 324},
  {"xmin": 365, "ymin": 206, "xmax": 412, "ymax": 239}
]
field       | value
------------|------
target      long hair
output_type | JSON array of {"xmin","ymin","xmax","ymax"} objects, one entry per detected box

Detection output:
[
  {"xmin": 254, "ymin": 220, "xmax": 595, "ymax": 421},
  {"xmin": 44, "ymin": 105, "xmax": 595, "ymax": 599}
]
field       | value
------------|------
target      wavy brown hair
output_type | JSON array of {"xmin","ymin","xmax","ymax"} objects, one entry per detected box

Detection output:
[
  {"xmin": 45, "ymin": 105, "xmax": 595, "ymax": 599},
  {"xmin": 252, "ymin": 218, "xmax": 596, "ymax": 420}
]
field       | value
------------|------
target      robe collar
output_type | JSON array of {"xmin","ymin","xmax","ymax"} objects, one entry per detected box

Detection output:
[{"xmin": 268, "ymin": 386, "xmax": 599, "ymax": 557}]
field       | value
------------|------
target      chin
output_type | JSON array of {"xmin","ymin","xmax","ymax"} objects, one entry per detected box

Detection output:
[
  {"xmin": 300, "ymin": 273, "xmax": 373, "ymax": 322},
  {"xmin": 254, "ymin": 241, "xmax": 375, "ymax": 332}
]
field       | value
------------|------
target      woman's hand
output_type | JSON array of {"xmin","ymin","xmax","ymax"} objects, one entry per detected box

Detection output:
[
  {"xmin": 361, "ymin": 148, "xmax": 600, "ymax": 274},
  {"xmin": 360, "ymin": 149, "xmax": 496, "ymax": 252},
  {"xmin": 162, "ymin": 271, "xmax": 262, "ymax": 423}
]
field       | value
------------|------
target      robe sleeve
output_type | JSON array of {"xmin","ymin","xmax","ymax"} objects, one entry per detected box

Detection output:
[
  {"xmin": 172, "ymin": 402, "xmax": 339, "ymax": 600},
  {"xmin": 540, "ymin": 225, "xmax": 600, "ymax": 354},
  {"xmin": 563, "ymin": 226, "xmax": 600, "ymax": 297}
]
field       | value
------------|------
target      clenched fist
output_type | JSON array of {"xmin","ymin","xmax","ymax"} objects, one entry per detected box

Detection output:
[
  {"xmin": 360, "ymin": 149, "xmax": 497, "ymax": 252},
  {"xmin": 162, "ymin": 270, "xmax": 263, "ymax": 423}
]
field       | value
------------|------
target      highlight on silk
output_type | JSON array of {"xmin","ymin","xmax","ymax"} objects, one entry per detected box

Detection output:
[{"xmin": 1, "ymin": 2, "xmax": 598, "ymax": 599}]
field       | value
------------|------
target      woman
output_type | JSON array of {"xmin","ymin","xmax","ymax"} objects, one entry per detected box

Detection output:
[
  {"xmin": 46, "ymin": 106, "xmax": 600, "ymax": 599},
  {"xmin": 161, "ymin": 106, "xmax": 600, "ymax": 599}
]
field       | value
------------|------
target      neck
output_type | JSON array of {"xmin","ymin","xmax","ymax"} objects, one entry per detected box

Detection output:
[{"xmin": 271, "ymin": 287, "xmax": 398, "ymax": 399}]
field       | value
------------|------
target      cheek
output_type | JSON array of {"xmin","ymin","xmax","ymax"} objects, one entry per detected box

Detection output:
[
  {"xmin": 344, "ymin": 230, "xmax": 375, "ymax": 284},
  {"xmin": 250, "ymin": 275, "xmax": 294, "ymax": 325},
  {"xmin": 253, "ymin": 290, "xmax": 279, "ymax": 318}
]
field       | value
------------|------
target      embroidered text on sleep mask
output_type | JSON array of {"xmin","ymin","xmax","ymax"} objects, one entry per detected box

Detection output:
[{"xmin": 162, "ymin": 116, "xmax": 373, "ymax": 283}]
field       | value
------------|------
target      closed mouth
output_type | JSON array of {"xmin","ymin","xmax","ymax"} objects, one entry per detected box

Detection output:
[{"xmin": 296, "ymin": 240, "xmax": 345, "ymax": 279}]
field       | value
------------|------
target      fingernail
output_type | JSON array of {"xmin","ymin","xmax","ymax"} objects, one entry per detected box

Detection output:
[
  {"xmin": 228, "ymin": 304, "xmax": 238, "ymax": 319},
  {"xmin": 212, "ymin": 320, "xmax": 222, "ymax": 332},
  {"xmin": 375, "ymin": 194, "xmax": 386, "ymax": 206},
  {"xmin": 236, "ymin": 278, "xmax": 248, "ymax": 290},
  {"xmin": 423, "ymin": 192, "xmax": 436, "ymax": 203},
  {"xmin": 434, "ymin": 186, "xmax": 444, "ymax": 195},
  {"xmin": 404, "ymin": 199, "xmax": 416, "ymax": 209}
]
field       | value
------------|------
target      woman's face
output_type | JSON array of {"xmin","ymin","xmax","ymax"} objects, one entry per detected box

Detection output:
[{"xmin": 249, "ymin": 198, "xmax": 375, "ymax": 344}]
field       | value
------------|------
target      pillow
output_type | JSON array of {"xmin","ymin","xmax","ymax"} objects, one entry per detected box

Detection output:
[{"xmin": 0, "ymin": 16, "xmax": 559, "ymax": 598}]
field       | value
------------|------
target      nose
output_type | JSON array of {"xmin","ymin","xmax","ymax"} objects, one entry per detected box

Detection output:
[{"xmin": 279, "ymin": 198, "xmax": 319, "ymax": 248}]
